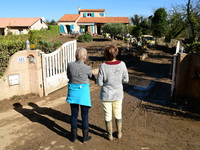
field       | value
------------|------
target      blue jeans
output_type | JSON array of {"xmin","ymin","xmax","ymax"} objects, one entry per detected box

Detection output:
[{"xmin": 70, "ymin": 104, "xmax": 90, "ymax": 130}]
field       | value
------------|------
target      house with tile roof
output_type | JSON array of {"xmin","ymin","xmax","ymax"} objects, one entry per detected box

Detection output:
[
  {"xmin": 0, "ymin": 17, "xmax": 48, "ymax": 35},
  {"xmin": 58, "ymin": 7, "xmax": 130, "ymax": 35}
]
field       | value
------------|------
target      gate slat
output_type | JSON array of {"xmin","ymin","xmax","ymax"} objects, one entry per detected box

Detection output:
[{"xmin": 42, "ymin": 40, "xmax": 76, "ymax": 96}]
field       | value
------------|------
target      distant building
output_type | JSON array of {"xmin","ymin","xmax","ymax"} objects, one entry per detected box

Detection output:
[
  {"xmin": 0, "ymin": 17, "xmax": 48, "ymax": 35},
  {"xmin": 58, "ymin": 7, "xmax": 130, "ymax": 35}
]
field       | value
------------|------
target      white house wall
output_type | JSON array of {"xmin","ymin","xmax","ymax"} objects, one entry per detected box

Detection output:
[
  {"xmin": 4, "ymin": 27, "xmax": 8, "ymax": 35},
  {"xmin": 30, "ymin": 19, "xmax": 48, "ymax": 30},
  {"xmin": 9, "ymin": 29, "xmax": 29, "ymax": 35},
  {"xmin": 58, "ymin": 22, "xmax": 80, "ymax": 33},
  {"xmin": 4, "ymin": 19, "xmax": 48, "ymax": 35},
  {"xmin": 79, "ymin": 11, "xmax": 106, "ymax": 17}
]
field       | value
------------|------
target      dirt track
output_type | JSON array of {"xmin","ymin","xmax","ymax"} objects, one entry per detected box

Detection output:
[{"xmin": 0, "ymin": 36, "xmax": 200, "ymax": 150}]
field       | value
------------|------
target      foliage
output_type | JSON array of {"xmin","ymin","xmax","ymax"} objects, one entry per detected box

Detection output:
[
  {"xmin": 78, "ymin": 33, "xmax": 93, "ymax": 42},
  {"xmin": 129, "ymin": 1, "xmax": 200, "ymax": 42},
  {"xmin": 129, "ymin": 25, "xmax": 142, "ymax": 39},
  {"xmin": 28, "ymin": 25, "xmax": 60, "ymax": 43},
  {"xmin": 140, "ymin": 19, "xmax": 151, "ymax": 35},
  {"xmin": 0, "ymin": 25, "xmax": 61, "ymax": 78},
  {"xmin": 186, "ymin": 0, "xmax": 200, "ymax": 43},
  {"xmin": 38, "ymin": 40, "xmax": 62, "ymax": 53},
  {"xmin": 165, "ymin": 13, "xmax": 187, "ymax": 42},
  {"xmin": 185, "ymin": 42, "xmax": 200, "ymax": 54},
  {"xmin": 102, "ymin": 23, "xmax": 127, "ymax": 40},
  {"xmin": 131, "ymin": 15, "xmax": 141, "ymax": 26},
  {"xmin": 0, "ymin": 40, "xmax": 26, "ymax": 78},
  {"xmin": 27, "ymin": 26, "xmax": 61, "ymax": 51},
  {"xmin": 168, "ymin": 0, "xmax": 200, "ymax": 43},
  {"xmin": 46, "ymin": 19, "xmax": 57, "ymax": 25},
  {"xmin": 28, "ymin": 30, "xmax": 42, "ymax": 45},
  {"xmin": 130, "ymin": 15, "xmax": 152, "ymax": 36},
  {"xmin": 151, "ymin": 8, "xmax": 168, "ymax": 38},
  {"xmin": 131, "ymin": 15, "xmax": 151, "ymax": 37}
]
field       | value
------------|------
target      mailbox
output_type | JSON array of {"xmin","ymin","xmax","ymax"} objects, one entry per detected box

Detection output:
[{"xmin": 27, "ymin": 54, "xmax": 35, "ymax": 64}]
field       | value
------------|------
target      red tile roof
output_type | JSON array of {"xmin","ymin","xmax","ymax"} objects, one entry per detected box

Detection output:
[
  {"xmin": 0, "ymin": 17, "xmax": 42, "ymax": 28},
  {"xmin": 58, "ymin": 14, "xmax": 80, "ymax": 22},
  {"xmin": 79, "ymin": 9, "xmax": 105, "ymax": 12},
  {"xmin": 78, "ymin": 17, "xmax": 130, "ymax": 24}
]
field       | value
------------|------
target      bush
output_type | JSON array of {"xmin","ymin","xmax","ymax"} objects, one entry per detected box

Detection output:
[
  {"xmin": 38, "ymin": 40, "xmax": 62, "ymax": 53},
  {"xmin": 0, "ymin": 40, "xmax": 26, "ymax": 78},
  {"xmin": 186, "ymin": 42, "xmax": 200, "ymax": 55},
  {"xmin": 0, "ymin": 25, "xmax": 61, "ymax": 78},
  {"xmin": 78, "ymin": 33, "xmax": 93, "ymax": 42}
]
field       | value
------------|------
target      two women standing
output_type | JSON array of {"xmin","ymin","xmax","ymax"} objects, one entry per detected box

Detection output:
[{"xmin": 66, "ymin": 45, "xmax": 129, "ymax": 142}]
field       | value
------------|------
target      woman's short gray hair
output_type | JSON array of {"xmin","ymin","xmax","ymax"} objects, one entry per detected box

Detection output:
[{"xmin": 75, "ymin": 47, "xmax": 87, "ymax": 61}]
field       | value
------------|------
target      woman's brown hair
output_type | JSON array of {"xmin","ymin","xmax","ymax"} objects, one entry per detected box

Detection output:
[{"xmin": 104, "ymin": 45, "xmax": 119, "ymax": 61}]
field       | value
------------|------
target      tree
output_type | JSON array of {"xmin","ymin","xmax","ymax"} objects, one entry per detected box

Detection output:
[
  {"xmin": 140, "ymin": 19, "xmax": 151, "ymax": 35},
  {"xmin": 102, "ymin": 23, "xmax": 127, "ymax": 40},
  {"xmin": 186, "ymin": 0, "xmax": 200, "ymax": 42},
  {"xmin": 166, "ymin": 12, "xmax": 187, "ymax": 41},
  {"xmin": 131, "ymin": 15, "xmax": 141, "ymax": 26},
  {"xmin": 130, "ymin": 15, "xmax": 152, "ymax": 36},
  {"xmin": 46, "ymin": 19, "xmax": 57, "ymax": 25},
  {"xmin": 168, "ymin": 0, "xmax": 200, "ymax": 43},
  {"xmin": 129, "ymin": 25, "xmax": 142, "ymax": 39},
  {"xmin": 151, "ymin": 8, "xmax": 168, "ymax": 38}
]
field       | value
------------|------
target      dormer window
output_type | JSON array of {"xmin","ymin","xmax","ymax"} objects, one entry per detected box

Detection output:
[
  {"xmin": 99, "ymin": 13, "xmax": 104, "ymax": 16},
  {"xmin": 83, "ymin": 12, "xmax": 95, "ymax": 17},
  {"xmin": 87, "ymin": 13, "xmax": 92, "ymax": 17}
]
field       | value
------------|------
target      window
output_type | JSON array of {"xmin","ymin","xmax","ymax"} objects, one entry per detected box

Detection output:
[
  {"xmin": 19, "ymin": 29, "xmax": 23, "ymax": 35},
  {"xmin": 87, "ymin": 13, "xmax": 92, "ymax": 17},
  {"xmin": 83, "ymin": 12, "xmax": 94, "ymax": 17},
  {"xmin": 99, "ymin": 13, "xmax": 104, "ymax": 16}
]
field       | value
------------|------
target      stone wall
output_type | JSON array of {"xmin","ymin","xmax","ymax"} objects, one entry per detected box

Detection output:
[{"xmin": 0, "ymin": 50, "xmax": 44, "ymax": 100}]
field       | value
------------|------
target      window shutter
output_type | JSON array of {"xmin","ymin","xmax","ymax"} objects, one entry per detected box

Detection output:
[
  {"xmin": 60, "ymin": 25, "xmax": 65, "ymax": 33},
  {"xmin": 92, "ymin": 13, "xmax": 94, "ymax": 17},
  {"xmin": 101, "ymin": 13, "xmax": 104, "ymax": 16},
  {"xmin": 91, "ymin": 25, "xmax": 94, "ymax": 34},
  {"xmin": 83, "ymin": 13, "xmax": 87, "ymax": 17},
  {"xmin": 70, "ymin": 25, "xmax": 74, "ymax": 30}
]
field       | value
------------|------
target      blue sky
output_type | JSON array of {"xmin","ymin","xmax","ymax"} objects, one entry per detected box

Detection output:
[{"xmin": 1, "ymin": 0, "xmax": 186, "ymax": 21}]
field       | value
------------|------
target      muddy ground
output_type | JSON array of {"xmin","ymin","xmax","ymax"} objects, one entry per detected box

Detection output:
[{"xmin": 0, "ymin": 36, "xmax": 200, "ymax": 150}]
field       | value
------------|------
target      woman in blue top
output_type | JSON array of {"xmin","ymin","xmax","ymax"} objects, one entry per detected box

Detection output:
[{"xmin": 66, "ymin": 47, "xmax": 96, "ymax": 143}]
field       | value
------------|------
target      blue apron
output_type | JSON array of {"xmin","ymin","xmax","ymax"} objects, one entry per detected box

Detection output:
[{"xmin": 66, "ymin": 83, "xmax": 91, "ymax": 107}]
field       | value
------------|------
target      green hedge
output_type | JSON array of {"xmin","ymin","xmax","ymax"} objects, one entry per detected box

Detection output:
[{"xmin": 0, "ymin": 25, "xmax": 61, "ymax": 78}]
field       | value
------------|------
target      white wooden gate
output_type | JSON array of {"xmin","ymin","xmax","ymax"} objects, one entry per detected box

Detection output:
[{"xmin": 42, "ymin": 40, "xmax": 77, "ymax": 96}]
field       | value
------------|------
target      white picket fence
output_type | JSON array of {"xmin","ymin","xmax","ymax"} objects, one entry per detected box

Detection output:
[{"xmin": 42, "ymin": 40, "xmax": 77, "ymax": 96}]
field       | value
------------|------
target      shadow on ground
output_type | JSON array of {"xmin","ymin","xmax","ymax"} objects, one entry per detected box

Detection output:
[{"xmin": 13, "ymin": 102, "xmax": 106, "ymax": 142}]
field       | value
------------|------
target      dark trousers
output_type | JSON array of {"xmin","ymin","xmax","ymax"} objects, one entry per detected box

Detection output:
[{"xmin": 70, "ymin": 104, "xmax": 90, "ymax": 130}]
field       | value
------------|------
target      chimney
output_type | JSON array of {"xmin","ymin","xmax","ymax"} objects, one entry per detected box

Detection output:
[{"xmin": 78, "ymin": 6, "xmax": 81, "ymax": 14}]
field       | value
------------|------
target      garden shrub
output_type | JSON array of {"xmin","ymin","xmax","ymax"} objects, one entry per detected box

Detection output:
[
  {"xmin": 38, "ymin": 40, "xmax": 62, "ymax": 53},
  {"xmin": 186, "ymin": 42, "xmax": 200, "ymax": 55},
  {"xmin": 0, "ymin": 25, "xmax": 61, "ymax": 78},
  {"xmin": 0, "ymin": 40, "xmax": 26, "ymax": 78},
  {"xmin": 78, "ymin": 33, "xmax": 93, "ymax": 42}
]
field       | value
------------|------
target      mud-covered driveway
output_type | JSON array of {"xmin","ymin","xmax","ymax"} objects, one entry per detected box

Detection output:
[{"xmin": 0, "ymin": 36, "xmax": 200, "ymax": 150}]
